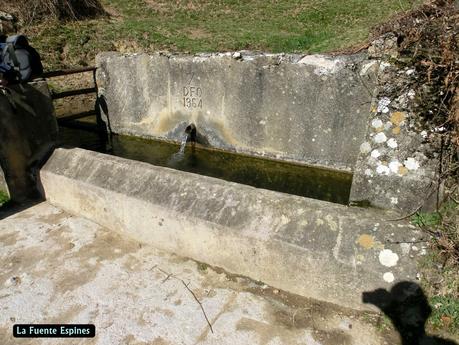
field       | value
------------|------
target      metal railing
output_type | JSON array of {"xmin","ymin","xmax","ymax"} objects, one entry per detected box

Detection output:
[{"xmin": 44, "ymin": 66, "xmax": 99, "ymax": 127}]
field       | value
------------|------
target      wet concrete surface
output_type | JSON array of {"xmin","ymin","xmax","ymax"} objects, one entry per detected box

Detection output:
[{"xmin": 0, "ymin": 202, "xmax": 399, "ymax": 345}]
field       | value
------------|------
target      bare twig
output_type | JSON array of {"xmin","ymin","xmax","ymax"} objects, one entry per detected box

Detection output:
[
  {"xmin": 386, "ymin": 203, "xmax": 424, "ymax": 222},
  {"xmin": 385, "ymin": 239, "xmax": 428, "ymax": 244},
  {"xmin": 387, "ymin": 181, "xmax": 438, "ymax": 222},
  {"xmin": 162, "ymin": 273, "xmax": 173, "ymax": 284},
  {"xmin": 154, "ymin": 267, "xmax": 214, "ymax": 334},
  {"xmin": 180, "ymin": 280, "xmax": 214, "ymax": 334}
]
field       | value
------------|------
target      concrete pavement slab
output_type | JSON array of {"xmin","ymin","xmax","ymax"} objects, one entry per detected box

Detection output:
[{"xmin": 0, "ymin": 202, "xmax": 398, "ymax": 345}]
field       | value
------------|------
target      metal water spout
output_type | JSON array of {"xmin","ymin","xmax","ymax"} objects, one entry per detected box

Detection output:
[{"xmin": 185, "ymin": 123, "xmax": 197, "ymax": 143}]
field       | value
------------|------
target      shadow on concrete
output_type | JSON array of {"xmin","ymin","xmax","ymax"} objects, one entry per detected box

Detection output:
[
  {"xmin": 0, "ymin": 199, "xmax": 43, "ymax": 220},
  {"xmin": 97, "ymin": 94, "xmax": 113, "ymax": 150},
  {"xmin": 0, "ymin": 82, "xmax": 57, "ymax": 217},
  {"xmin": 363, "ymin": 281, "xmax": 457, "ymax": 345}
]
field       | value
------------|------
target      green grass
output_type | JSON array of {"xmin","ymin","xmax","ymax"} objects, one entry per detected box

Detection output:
[
  {"xmin": 23, "ymin": 0, "xmax": 423, "ymax": 69},
  {"xmin": 412, "ymin": 202, "xmax": 459, "ymax": 336},
  {"xmin": 429, "ymin": 296, "xmax": 459, "ymax": 334},
  {"xmin": 0, "ymin": 191, "xmax": 9, "ymax": 206},
  {"xmin": 197, "ymin": 262, "xmax": 208, "ymax": 272},
  {"xmin": 411, "ymin": 211, "xmax": 442, "ymax": 227}
]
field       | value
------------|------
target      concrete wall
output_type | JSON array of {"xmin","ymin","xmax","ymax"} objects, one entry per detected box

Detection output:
[
  {"xmin": 96, "ymin": 52, "xmax": 377, "ymax": 171},
  {"xmin": 0, "ymin": 81, "xmax": 58, "ymax": 201},
  {"xmin": 40, "ymin": 148, "xmax": 424, "ymax": 311},
  {"xmin": 95, "ymin": 51, "xmax": 440, "ymax": 213},
  {"xmin": 349, "ymin": 60, "xmax": 440, "ymax": 212}
]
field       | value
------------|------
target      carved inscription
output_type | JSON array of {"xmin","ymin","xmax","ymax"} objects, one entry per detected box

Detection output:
[{"xmin": 182, "ymin": 86, "xmax": 203, "ymax": 109}]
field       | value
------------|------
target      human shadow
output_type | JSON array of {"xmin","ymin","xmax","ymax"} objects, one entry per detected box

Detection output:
[
  {"xmin": 96, "ymin": 93, "xmax": 112, "ymax": 150},
  {"xmin": 0, "ymin": 199, "xmax": 43, "ymax": 220},
  {"xmin": 0, "ymin": 83, "xmax": 57, "ymax": 207},
  {"xmin": 363, "ymin": 281, "xmax": 457, "ymax": 345}
]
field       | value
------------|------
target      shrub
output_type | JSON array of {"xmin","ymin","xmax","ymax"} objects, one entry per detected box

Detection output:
[{"xmin": 3, "ymin": 0, "xmax": 106, "ymax": 24}]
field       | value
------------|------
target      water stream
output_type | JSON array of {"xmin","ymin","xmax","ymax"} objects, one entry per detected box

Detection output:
[
  {"xmin": 179, "ymin": 133, "xmax": 188, "ymax": 154},
  {"xmin": 168, "ymin": 133, "xmax": 189, "ymax": 164}
]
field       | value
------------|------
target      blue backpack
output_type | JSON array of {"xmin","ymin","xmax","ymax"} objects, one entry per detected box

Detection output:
[
  {"xmin": 0, "ymin": 42, "xmax": 20, "ymax": 83},
  {"xmin": 0, "ymin": 43, "xmax": 13, "ymax": 72},
  {"xmin": 1, "ymin": 35, "xmax": 35, "ymax": 82}
]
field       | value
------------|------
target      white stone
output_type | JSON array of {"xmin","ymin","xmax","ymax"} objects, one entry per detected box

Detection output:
[
  {"xmin": 364, "ymin": 169, "xmax": 373, "ymax": 176},
  {"xmin": 298, "ymin": 55, "xmax": 343, "ymax": 75},
  {"xmin": 0, "ymin": 12, "xmax": 14, "ymax": 21},
  {"xmin": 377, "ymin": 97, "xmax": 391, "ymax": 113},
  {"xmin": 374, "ymin": 132, "xmax": 387, "ymax": 144},
  {"xmin": 376, "ymin": 164, "xmax": 390, "ymax": 175},
  {"xmin": 406, "ymin": 69, "xmax": 415, "ymax": 75},
  {"xmin": 404, "ymin": 157, "xmax": 420, "ymax": 171},
  {"xmin": 400, "ymin": 243, "xmax": 411, "ymax": 255},
  {"xmin": 383, "ymin": 272, "xmax": 395, "ymax": 283},
  {"xmin": 371, "ymin": 119, "xmax": 383, "ymax": 129},
  {"xmin": 407, "ymin": 89, "xmax": 416, "ymax": 99},
  {"xmin": 379, "ymin": 62, "xmax": 391, "ymax": 71},
  {"xmin": 387, "ymin": 138, "xmax": 398, "ymax": 149},
  {"xmin": 370, "ymin": 149, "xmax": 381, "ymax": 159},
  {"xmin": 389, "ymin": 161, "xmax": 402, "ymax": 174},
  {"xmin": 360, "ymin": 61, "xmax": 378, "ymax": 76},
  {"xmin": 421, "ymin": 130, "xmax": 428, "ymax": 138},
  {"xmin": 390, "ymin": 197, "xmax": 398, "ymax": 204},
  {"xmin": 379, "ymin": 249, "xmax": 399, "ymax": 267},
  {"xmin": 359, "ymin": 142, "xmax": 371, "ymax": 154}
]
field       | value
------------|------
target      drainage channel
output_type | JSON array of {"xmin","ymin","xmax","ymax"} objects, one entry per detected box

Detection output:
[{"xmin": 57, "ymin": 125, "xmax": 352, "ymax": 205}]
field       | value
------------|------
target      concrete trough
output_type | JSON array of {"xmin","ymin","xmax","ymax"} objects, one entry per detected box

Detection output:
[
  {"xmin": 96, "ymin": 52, "xmax": 375, "ymax": 172},
  {"xmin": 40, "ymin": 148, "xmax": 424, "ymax": 311},
  {"xmin": 95, "ymin": 51, "xmax": 439, "ymax": 212}
]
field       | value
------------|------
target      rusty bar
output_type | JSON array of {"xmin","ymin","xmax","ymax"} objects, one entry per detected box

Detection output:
[
  {"xmin": 43, "ymin": 67, "xmax": 97, "ymax": 78},
  {"xmin": 51, "ymin": 87, "xmax": 97, "ymax": 99},
  {"xmin": 57, "ymin": 110, "xmax": 97, "ymax": 124},
  {"xmin": 58, "ymin": 120, "xmax": 101, "ymax": 133}
]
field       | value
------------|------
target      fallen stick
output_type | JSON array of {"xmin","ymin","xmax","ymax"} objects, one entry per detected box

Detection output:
[
  {"xmin": 155, "ymin": 267, "xmax": 214, "ymax": 333},
  {"xmin": 180, "ymin": 280, "xmax": 214, "ymax": 334}
]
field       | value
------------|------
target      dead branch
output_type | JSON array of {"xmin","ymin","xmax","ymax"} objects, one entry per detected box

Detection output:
[
  {"xmin": 181, "ymin": 280, "xmax": 214, "ymax": 333},
  {"xmin": 155, "ymin": 266, "xmax": 214, "ymax": 334}
]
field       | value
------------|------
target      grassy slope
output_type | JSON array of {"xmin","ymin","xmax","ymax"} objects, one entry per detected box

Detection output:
[
  {"xmin": 413, "ymin": 202, "xmax": 459, "ymax": 336},
  {"xmin": 24, "ymin": 0, "xmax": 422, "ymax": 69}
]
